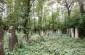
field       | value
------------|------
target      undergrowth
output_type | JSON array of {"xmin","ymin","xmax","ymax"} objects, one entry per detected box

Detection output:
[{"xmin": 4, "ymin": 33, "xmax": 85, "ymax": 55}]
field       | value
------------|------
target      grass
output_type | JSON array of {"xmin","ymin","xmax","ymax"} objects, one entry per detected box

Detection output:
[{"xmin": 4, "ymin": 32, "xmax": 85, "ymax": 55}]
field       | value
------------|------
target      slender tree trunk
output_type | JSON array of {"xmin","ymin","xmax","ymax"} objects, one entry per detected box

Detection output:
[
  {"xmin": 67, "ymin": 9, "xmax": 71, "ymax": 16},
  {"xmin": 8, "ymin": 26, "xmax": 18, "ymax": 51},
  {"xmin": 79, "ymin": 2, "xmax": 85, "ymax": 37},
  {"xmin": 0, "ymin": 27, "xmax": 5, "ymax": 55}
]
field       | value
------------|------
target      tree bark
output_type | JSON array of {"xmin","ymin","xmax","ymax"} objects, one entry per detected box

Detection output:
[
  {"xmin": 67, "ymin": 9, "xmax": 71, "ymax": 16},
  {"xmin": 8, "ymin": 26, "xmax": 18, "ymax": 51},
  {"xmin": 0, "ymin": 27, "xmax": 5, "ymax": 55}
]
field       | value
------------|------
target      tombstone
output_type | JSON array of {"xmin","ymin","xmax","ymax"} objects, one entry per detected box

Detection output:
[
  {"xmin": 75, "ymin": 28, "xmax": 79, "ymax": 38},
  {"xmin": 70, "ymin": 28, "xmax": 74, "ymax": 38},
  {"xmin": 46, "ymin": 29, "xmax": 49, "ymax": 36},
  {"xmin": 8, "ymin": 26, "xmax": 18, "ymax": 51},
  {"xmin": 41, "ymin": 30, "xmax": 44, "ymax": 36},
  {"xmin": 22, "ymin": 34, "xmax": 27, "ymax": 44},
  {"xmin": 49, "ymin": 30, "xmax": 53, "ymax": 34},
  {"xmin": 39, "ymin": 30, "xmax": 44, "ymax": 41},
  {"xmin": 68, "ymin": 28, "xmax": 71, "ymax": 37},
  {"xmin": 56, "ymin": 30, "xmax": 58, "ymax": 34},
  {"xmin": 58, "ymin": 29, "xmax": 62, "ymax": 35},
  {"xmin": 66, "ymin": 29, "xmax": 69, "ymax": 35}
]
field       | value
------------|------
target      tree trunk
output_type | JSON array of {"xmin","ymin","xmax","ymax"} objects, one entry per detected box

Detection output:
[
  {"xmin": 67, "ymin": 9, "xmax": 71, "ymax": 16},
  {"xmin": 8, "ymin": 26, "xmax": 18, "ymax": 51},
  {"xmin": 0, "ymin": 27, "xmax": 5, "ymax": 55},
  {"xmin": 75, "ymin": 28, "xmax": 79, "ymax": 38}
]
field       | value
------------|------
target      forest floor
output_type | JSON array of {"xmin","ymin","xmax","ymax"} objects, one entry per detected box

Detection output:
[{"xmin": 4, "ymin": 32, "xmax": 85, "ymax": 55}]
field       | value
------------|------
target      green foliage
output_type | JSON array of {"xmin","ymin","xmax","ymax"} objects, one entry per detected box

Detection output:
[
  {"xmin": 0, "ymin": 19, "xmax": 4, "ymax": 26},
  {"xmin": 64, "ymin": 10, "xmax": 80, "ymax": 28},
  {"xmin": 4, "ymin": 12, "xmax": 21, "ymax": 28},
  {"xmin": 35, "ymin": 0, "xmax": 45, "ymax": 12},
  {"xmin": 78, "ymin": 14, "xmax": 85, "ymax": 36},
  {"xmin": 64, "ymin": 15, "xmax": 80, "ymax": 28},
  {"xmin": 4, "ymin": 33, "xmax": 85, "ymax": 55}
]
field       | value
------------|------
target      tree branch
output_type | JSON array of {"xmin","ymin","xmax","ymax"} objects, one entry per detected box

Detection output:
[
  {"xmin": 0, "ymin": 6, "xmax": 4, "ymax": 12},
  {"xmin": 68, "ymin": 1, "xmax": 74, "ymax": 8}
]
